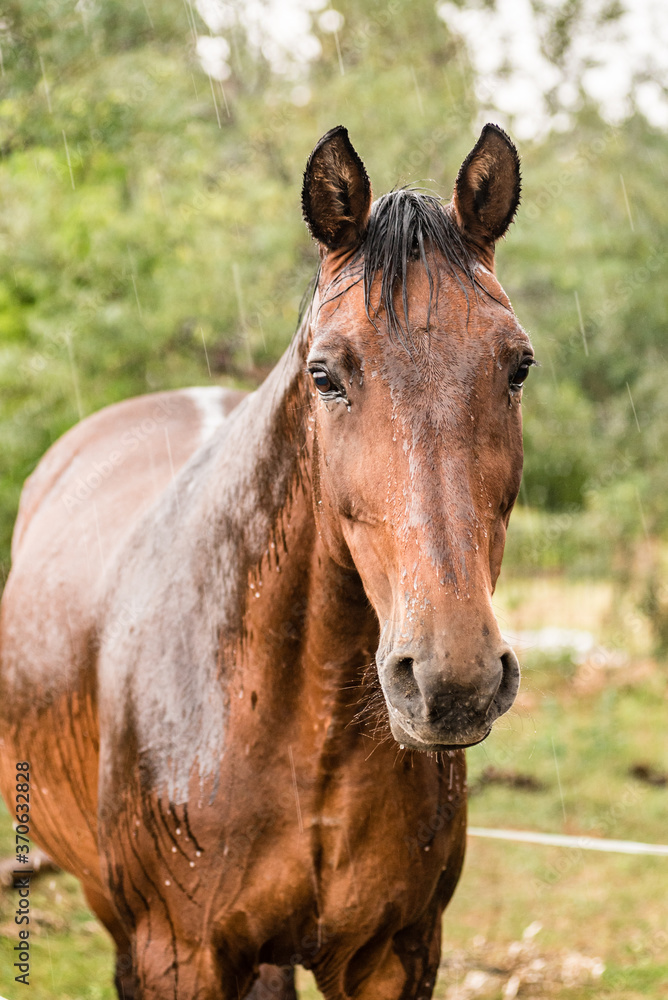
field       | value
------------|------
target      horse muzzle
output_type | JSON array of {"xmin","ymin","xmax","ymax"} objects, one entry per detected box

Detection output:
[{"xmin": 377, "ymin": 645, "xmax": 521, "ymax": 752}]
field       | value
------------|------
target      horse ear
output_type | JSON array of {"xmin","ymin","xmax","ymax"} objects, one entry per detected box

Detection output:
[
  {"xmin": 302, "ymin": 126, "xmax": 372, "ymax": 252},
  {"xmin": 452, "ymin": 124, "xmax": 521, "ymax": 255}
]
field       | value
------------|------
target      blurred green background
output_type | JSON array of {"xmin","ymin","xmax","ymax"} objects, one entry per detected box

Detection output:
[{"xmin": 0, "ymin": 0, "xmax": 667, "ymax": 997}]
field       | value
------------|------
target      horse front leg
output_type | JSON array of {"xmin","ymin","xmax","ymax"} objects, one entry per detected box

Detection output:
[
  {"xmin": 114, "ymin": 948, "xmax": 137, "ymax": 1000},
  {"xmin": 81, "ymin": 883, "xmax": 137, "ymax": 1000},
  {"xmin": 325, "ymin": 915, "xmax": 442, "ymax": 1000},
  {"xmin": 128, "ymin": 916, "xmax": 255, "ymax": 1000}
]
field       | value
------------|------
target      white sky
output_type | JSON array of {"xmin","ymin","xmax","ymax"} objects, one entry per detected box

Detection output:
[
  {"xmin": 195, "ymin": 0, "xmax": 326, "ymax": 80},
  {"xmin": 437, "ymin": 0, "xmax": 668, "ymax": 138},
  {"xmin": 194, "ymin": 0, "xmax": 668, "ymax": 136}
]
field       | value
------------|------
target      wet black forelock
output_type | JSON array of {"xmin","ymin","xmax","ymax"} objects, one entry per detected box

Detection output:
[{"xmin": 355, "ymin": 188, "xmax": 478, "ymax": 348}]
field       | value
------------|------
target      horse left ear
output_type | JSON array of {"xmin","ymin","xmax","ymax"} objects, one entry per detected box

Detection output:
[
  {"xmin": 302, "ymin": 126, "xmax": 373, "ymax": 253},
  {"xmin": 452, "ymin": 124, "xmax": 521, "ymax": 256}
]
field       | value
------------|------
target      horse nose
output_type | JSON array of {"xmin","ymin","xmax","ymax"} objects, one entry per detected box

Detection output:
[
  {"xmin": 416, "ymin": 648, "xmax": 520, "ymax": 721},
  {"xmin": 381, "ymin": 645, "xmax": 520, "ymax": 747}
]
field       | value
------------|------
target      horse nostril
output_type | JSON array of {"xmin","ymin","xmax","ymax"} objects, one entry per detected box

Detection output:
[
  {"xmin": 384, "ymin": 653, "xmax": 421, "ymax": 709},
  {"xmin": 492, "ymin": 650, "xmax": 521, "ymax": 717},
  {"xmin": 395, "ymin": 656, "xmax": 413, "ymax": 676},
  {"xmin": 394, "ymin": 657, "xmax": 418, "ymax": 696}
]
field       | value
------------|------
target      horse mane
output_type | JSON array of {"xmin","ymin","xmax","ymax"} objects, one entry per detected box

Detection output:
[
  {"xmin": 357, "ymin": 188, "xmax": 478, "ymax": 347},
  {"xmin": 298, "ymin": 188, "xmax": 480, "ymax": 353}
]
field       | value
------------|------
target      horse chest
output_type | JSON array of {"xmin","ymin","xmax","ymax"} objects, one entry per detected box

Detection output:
[{"xmin": 209, "ymin": 749, "xmax": 465, "ymax": 953}]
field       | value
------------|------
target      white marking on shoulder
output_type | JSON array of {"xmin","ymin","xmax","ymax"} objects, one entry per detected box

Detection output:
[
  {"xmin": 182, "ymin": 386, "xmax": 227, "ymax": 444},
  {"xmin": 474, "ymin": 262, "xmax": 494, "ymax": 277}
]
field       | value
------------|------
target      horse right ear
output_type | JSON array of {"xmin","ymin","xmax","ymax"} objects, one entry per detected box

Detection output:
[
  {"xmin": 302, "ymin": 126, "xmax": 372, "ymax": 253},
  {"xmin": 452, "ymin": 124, "xmax": 521, "ymax": 260}
]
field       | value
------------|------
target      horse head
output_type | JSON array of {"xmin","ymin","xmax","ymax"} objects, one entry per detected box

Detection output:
[{"xmin": 301, "ymin": 125, "xmax": 533, "ymax": 752}]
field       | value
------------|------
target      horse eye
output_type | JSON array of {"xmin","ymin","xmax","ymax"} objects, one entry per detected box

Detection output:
[
  {"xmin": 311, "ymin": 369, "xmax": 334, "ymax": 393},
  {"xmin": 510, "ymin": 358, "xmax": 533, "ymax": 390}
]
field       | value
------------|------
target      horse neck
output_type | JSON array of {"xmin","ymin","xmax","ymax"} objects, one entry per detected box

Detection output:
[{"xmin": 222, "ymin": 319, "xmax": 378, "ymax": 729}]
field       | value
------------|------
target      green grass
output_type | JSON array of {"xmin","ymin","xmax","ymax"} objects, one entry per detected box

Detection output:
[
  {"xmin": 0, "ymin": 843, "xmax": 115, "ymax": 999},
  {"xmin": 1, "ymin": 580, "xmax": 667, "ymax": 998},
  {"xmin": 432, "ymin": 647, "xmax": 668, "ymax": 1000}
]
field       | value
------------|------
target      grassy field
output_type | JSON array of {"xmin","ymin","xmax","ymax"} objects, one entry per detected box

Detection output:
[{"xmin": 1, "ymin": 576, "xmax": 667, "ymax": 999}]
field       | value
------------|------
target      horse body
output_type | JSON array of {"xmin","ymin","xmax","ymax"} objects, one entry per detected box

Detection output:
[
  {"xmin": 0, "ymin": 125, "xmax": 530, "ymax": 999},
  {"xmin": 0, "ymin": 388, "xmax": 242, "ymax": 877}
]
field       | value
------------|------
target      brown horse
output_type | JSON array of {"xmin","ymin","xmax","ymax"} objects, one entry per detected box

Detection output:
[{"xmin": 0, "ymin": 124, "xmax": 532, "ymax": 999}]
